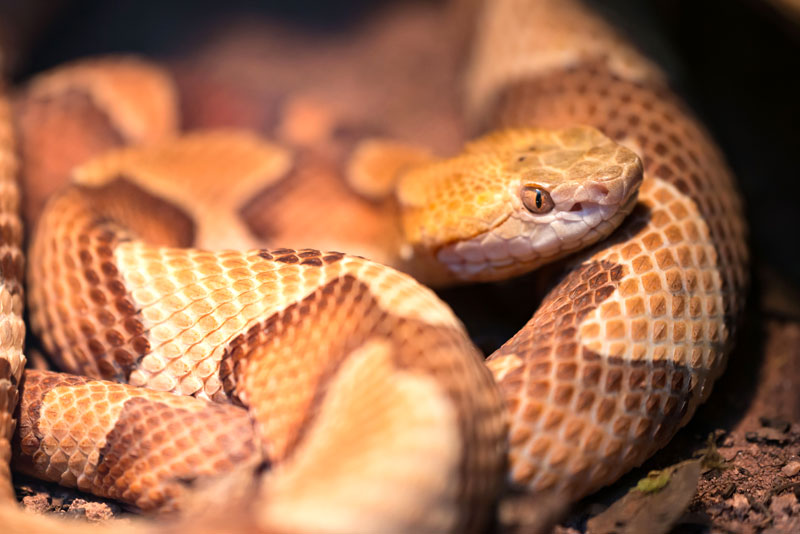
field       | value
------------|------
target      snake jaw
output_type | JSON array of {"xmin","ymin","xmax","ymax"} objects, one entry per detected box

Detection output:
[{"xmin": 435, "ymin": 152, "xmax": 642, "ymax": 283}]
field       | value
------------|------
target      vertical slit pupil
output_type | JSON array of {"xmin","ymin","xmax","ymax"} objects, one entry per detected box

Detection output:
[{"xmin": 536, "ymin": 190, "xmax": 543, "ymax": 209}]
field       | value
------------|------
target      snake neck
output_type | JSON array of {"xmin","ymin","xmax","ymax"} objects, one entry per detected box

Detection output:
[{"xmin": 391, "ymin": 239, "xmax": 460, "ymax": 289}]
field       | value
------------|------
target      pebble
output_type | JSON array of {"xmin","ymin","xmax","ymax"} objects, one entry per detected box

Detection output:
[
  {"xmin": 781, "ymin": 460, "xmax": 800, "ymax": 477},
  {"xmin": 21, "ymin": 494, "xmax": 50, "ymax": 514},
  {"xmin": 731, "ymin": 493, "xmax": 750, "ymax": 518},
  {"xmin": 67, "ymin": 498, "xmax": 115, "ymax": 522}
]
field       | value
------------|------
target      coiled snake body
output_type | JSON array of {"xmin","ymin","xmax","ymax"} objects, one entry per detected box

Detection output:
[{"xmin": 0, "ymin": 0, "xmax": 748, "ymax": 532}]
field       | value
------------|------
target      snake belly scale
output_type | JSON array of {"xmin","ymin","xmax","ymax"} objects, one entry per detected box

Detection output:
[{"xmin": 0, "ymin": 0, "xmax": 747, "ymax": 532}]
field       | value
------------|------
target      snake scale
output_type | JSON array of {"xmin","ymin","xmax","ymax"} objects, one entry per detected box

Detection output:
[{"xmin": 0, "ymin": 0, "xmax": 748, "ymax": 532}]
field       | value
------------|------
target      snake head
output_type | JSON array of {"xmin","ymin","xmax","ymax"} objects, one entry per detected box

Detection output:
[{"xmin": 397, "ymin": 126, "xmax": 643, "ymax": 283}]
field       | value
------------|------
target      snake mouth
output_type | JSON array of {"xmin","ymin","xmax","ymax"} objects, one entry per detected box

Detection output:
[{"xmin": 435, "ymin": 189, "xmax": 640, "ymax": 282}]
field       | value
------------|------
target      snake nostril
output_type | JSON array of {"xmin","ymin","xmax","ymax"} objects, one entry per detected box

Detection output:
[{"xmin": 570, "ymin": 202, "xmax": 583, "ymax": 212}]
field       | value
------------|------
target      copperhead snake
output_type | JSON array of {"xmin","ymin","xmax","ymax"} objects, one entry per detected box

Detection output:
[{"xmin": 0, "ymin": 0, "xmax": 748, "ymax": 532}]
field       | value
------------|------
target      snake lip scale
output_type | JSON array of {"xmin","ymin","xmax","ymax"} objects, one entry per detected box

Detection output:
[{"xmin": 0, "ymin": 0, "xmax": 747, "ymax": 532}]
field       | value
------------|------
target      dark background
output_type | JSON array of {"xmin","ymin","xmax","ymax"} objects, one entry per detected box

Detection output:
[{"xmin": 2, "ymin": 0, "xmax": 799, "ymax": 296}]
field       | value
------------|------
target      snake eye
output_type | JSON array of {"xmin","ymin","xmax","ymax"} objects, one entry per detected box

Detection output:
[{"xmin": 521, "ymin": 185, "xmax": 554, "ymax": 214}]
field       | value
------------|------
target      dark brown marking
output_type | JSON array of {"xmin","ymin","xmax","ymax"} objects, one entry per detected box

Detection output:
[
  {"xmin": 488, "ymin": 254, "xmax": 705, "ymax": 494},
  {"xmin": 236, "ymin": 154, "xmax": 300, "ymax": 244},
  {"xmin": 105, "ymin": 330, "xmax": 124, "ymax": 347},
  {"xmin": 613, "ymin": 416, "xmax": 632, "ymax": 437},
  {"xmin": 13, "ymin": 89, "xmax": 127, "ymax": 228},
  {"xmin": 0, "ymin": 359, "xmax": 16, "ymax": 386},
  {"xmin": 217, "ymin": 274, "xmax": 502, "ymax": 533},
  {"xmin": 12, "ymin": 370, "xmax": 257, "ymax": 514},
  {"xmin": 275, "ymin": 254, "xmax": 299, "ymax": 264},
  {"xmin": 31, "ymin": 184, "xmax": 161, "ymax": 381},
  {"xmin": 528, "ymin": 381, "xmax": 550, "ymax": 399},
  {"xmin": 13, "ymin": 371, "xmax": 92, "ymax": 463},
  {"xmin": 652, "ymin": 369, "xmax": 667, "ymax": 389},
  {"xmin": 605, "ymin": 368, "xmax": 623, "ymax": 393},
  {"xmin": 323, "ymin": 253, "xmax": 345, "ymax": 264},
  {"xmin": 582, "ymin": 364, "xmax": 602, "ymax": 387},
  {"xmin": 93, "ymin": 395, "xmax": 256, "ymax": 512},
  {"xmin": 556, "ymin": 362, "xmax": 577, "ymax": 380},
  {"xmin": 629, "ymin": 367, "xmax": 647, "ymax": 390},
  {"xmin": 671, "ymin": 372, "xmax": 685, "ymax": 393},
  {"xmin": 114, "ymin": 349, "xmax": 135, "ymax": 367},
  {"xmin": 624, "ymin": 393, "xmax": 642, "ymax": 412},
  {"xmin": 77, "ymin": 176, "xmax": 195, "ymax": 248},
  {"xmin": 645, "ymin": 395, "xmax": 662, "ymax": 415},
  {"xmin": 596, "ymin": 398, "xmax": 616, "ymax": 423},
  {"xmin": 554, "ymin": 385, "xmax": 574, "ymax": 405},
  {"xmin": 0, "ymin": 252, "xmax": 23, "ymax": 294},
  {"xmin": 524, "ymin": 403, "xmax": 543, "ymax": 422}
]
